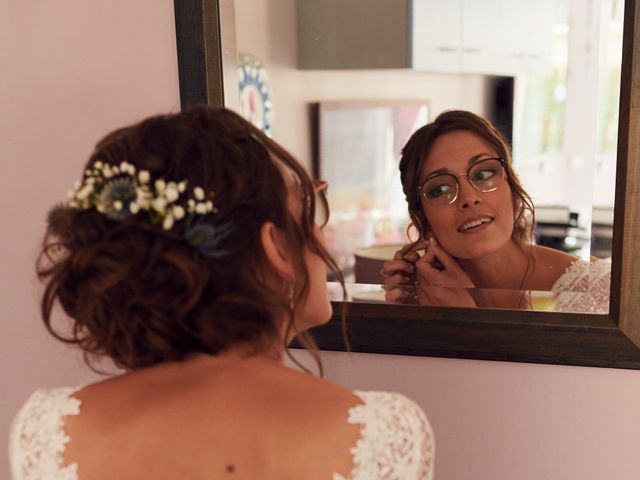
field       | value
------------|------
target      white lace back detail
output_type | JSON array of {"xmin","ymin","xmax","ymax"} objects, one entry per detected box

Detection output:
[
  {"xmin": 9, "ymin": 387, "xmax": 82, "ymax": 480},
  {"xmin": 551, "ymin": 258, "xmax": 611, "ymax": 313},
  {"xmin": 9, "ymin": 388, "xmax": 433, "ymax": 480},
  {"xmin": 334, "ymin": 391, "xmax": 435, "ymax": 480}
]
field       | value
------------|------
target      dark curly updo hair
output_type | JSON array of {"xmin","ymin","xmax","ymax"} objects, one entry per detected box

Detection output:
[
  {"xmin": 38, "ymin": 106, "xmax": 342, "ymax": 371},
  {"xmin": 399, "ymin": 110, "xmax": 535, "ymax": 245}
]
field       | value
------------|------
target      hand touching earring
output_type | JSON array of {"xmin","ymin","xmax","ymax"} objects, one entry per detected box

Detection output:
[{"xmin": 414, "ymin": 237, "xmax": 477, "ymax": 308}]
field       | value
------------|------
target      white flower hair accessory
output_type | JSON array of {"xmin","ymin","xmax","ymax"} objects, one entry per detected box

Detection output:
[{"xmin": 56, "ymin": 160, "xmax": 234, "ymax": 258}]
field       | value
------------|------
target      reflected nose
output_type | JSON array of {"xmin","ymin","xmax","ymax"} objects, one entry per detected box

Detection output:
[{"xmin": 456, "ymin": 175, "xmax": 481, "ymax": 209}]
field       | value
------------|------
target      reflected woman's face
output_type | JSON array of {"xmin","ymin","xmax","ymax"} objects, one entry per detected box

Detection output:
[{"xmin": 418, "ymin": 130, "xmax": 515, "ymax": 260}]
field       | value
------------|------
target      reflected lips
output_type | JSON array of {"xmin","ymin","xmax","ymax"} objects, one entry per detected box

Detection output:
[{"xmin": 458, "ymin": 216, "xmax": 494, "ymax": 232}]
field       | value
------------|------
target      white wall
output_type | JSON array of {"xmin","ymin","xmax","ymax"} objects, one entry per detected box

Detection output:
[{"xmin": 3, "ymin": 1, "xmax": 640, "ymax": 480}]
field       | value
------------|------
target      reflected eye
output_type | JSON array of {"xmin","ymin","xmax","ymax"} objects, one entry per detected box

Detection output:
[
  {"xmin": 469, "ymin": 158, "xmax": 504, "ymax": 186},
  {"xmin": 422, "ymin": 175, "xmax": 456, "ymax": 200},
  {"xmin": 427, "ymin": 183, "xmax": 453, "ymax": 199},
  {"xmin": 471, "ymin": 168, "xmax": 497, "ymax": 183}
]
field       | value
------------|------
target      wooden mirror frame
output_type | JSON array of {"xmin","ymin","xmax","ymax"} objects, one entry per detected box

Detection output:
[{"xmin": 174, "ymin": 0, "xmax": 640, "ymax": 368}]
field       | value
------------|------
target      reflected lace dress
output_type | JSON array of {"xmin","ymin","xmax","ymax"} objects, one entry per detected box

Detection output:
[
  {"xmin": 551, "ymin": 258, "xmax": 611, "ymax": 314},
  {"xmin": 10, "ymin": 388, "xmax": 435, "ymax": 480}
]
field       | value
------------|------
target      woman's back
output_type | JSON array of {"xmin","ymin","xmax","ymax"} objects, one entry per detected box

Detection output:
[
  {"xmin": 11, "ymin": 107, "xmax": 435, "ymax": 479},
  {"xmin": 11, "ymin": 354, "xmax": 434, "ymax": 479}
]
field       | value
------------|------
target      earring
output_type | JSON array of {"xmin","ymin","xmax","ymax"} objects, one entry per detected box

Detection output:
[{"xmin": 288, "ymin": 282, "xmax": 296, "ymax": 312}]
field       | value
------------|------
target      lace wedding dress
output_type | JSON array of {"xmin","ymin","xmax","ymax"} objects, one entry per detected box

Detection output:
[
  {"xmin": 10, "ymin": 388, "xmax": 435, "ymax": 480},
  {"xmin": 551, "ymin": 258, "xmax": 611, "ymax": 314}
]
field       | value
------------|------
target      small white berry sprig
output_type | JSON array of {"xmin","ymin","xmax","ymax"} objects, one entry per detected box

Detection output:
[{"xmin": 66, "ymin": 161, "xmax": 217, "ymax": 230}]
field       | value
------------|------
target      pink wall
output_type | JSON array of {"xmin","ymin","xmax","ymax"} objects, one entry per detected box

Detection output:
[
  {"xmin": 1, "ymin": 1, "xmax": 180, "ymax": 476},
  {"xmin": 3, "ymin": 1, "xmax": 640, "ymax": 479},
  {"xmin": 316, "ymin": 351, "xmax": 640, "ymax": 480}
]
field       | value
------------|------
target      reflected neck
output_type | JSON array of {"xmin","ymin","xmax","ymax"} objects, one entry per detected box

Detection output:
[{"xmin": 458, "ymin": 240, "xmax": 532, "ymax": 290}]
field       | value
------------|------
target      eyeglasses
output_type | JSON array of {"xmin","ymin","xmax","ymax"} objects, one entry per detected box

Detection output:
[
  {"xmin": 417, "ymin": 157, "xmax": 506, "ymax": 207},
  {"xmin": 313, "ymin": 180, "xmax": 330, "ymax": 228}
]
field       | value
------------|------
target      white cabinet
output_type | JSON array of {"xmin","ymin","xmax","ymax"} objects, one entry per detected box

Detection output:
[
  {"xmin": 460, "ymin": 0, "xmax": 503, "ymax": 73},
  {"xmin": 412, "ymin": 0, "xmax": 463, "ymax": 73},
  {"xmin": 498, "ymin": 0, "xmax": 555, "ymax": 74},
  {"xmin": 411, "ymin": 0, "xmax": 555, "ymax": 75},
  {"xmin": 297, "ymin": 0, "xmax": 555, "ymax": 75}
]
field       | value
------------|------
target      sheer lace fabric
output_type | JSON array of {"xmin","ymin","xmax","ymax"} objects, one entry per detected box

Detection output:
[
  {"xmin": 334, "ymin": 391, "xmax": 435, "ymax": 480},
  {"xmin": 551, "ymin": 258, "xmax": 611, "ymax": 313},
  {"xmin": 10, "ymin": 388, "xmax": 434, "ymax": 480},
  {"xmin": 9, "ymin": 387, "xmax": 81, "ymax": 480}
]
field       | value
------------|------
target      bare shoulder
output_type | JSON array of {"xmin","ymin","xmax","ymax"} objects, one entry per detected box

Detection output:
[
  {"xmin": 65, "ymin": 355, "xmax": 363, "ymax": 479},
  {"xmin": 533, "ymin": 245, "xmax": 577, "ymax": 267},
  {"xmin": 529, "ymin": 245, "xmax": 579, "ymax": 290},
  {"xmin": 69, "ymin": 355, "xmax": 363, "ymax": 438}
]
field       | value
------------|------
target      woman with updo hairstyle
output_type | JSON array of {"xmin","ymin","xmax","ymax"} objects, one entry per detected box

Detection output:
[
  {"xmin": 382, "ymin": 110, "xmax": 611, "ymax": 312},
  {"xmin": 10, "ymin": 107, "xmax": 434, "ymax": 480}
]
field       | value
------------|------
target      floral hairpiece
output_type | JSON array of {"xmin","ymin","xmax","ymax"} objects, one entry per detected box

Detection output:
[{"xmin": 55, "ymin": 160, "xmax": 234, "ymax": 258}]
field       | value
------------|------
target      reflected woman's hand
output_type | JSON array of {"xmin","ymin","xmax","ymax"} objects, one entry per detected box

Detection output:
[
  {"xmin": 415, "ymin": 238, "xmax": 477, "ymax": 308},
  {"xmin": 381, "ymin": 242, "xmax": 425, "ymax": 304}
]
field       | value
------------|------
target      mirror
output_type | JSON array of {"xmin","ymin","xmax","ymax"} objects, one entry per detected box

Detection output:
[
  {"xmin": 226, "ymin": 0, "xmax": 623, "ymax": 312},
  {"xmin": 174, "ymin": 0, "xmax": 640, "ymax": 368}
]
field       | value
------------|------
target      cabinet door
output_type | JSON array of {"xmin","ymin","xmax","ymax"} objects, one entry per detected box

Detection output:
[
  {"xmin": 412, "ymin": 0, "xmax": 462, "ymax": 72},
  {"xmin": 499, "ymin": 0, "xmax": 555, "ymax": 74},
  {"xmin": 499, "ymin": 0, "xmax": 532, "ymax": 73},
  {"xmin": 461, "ymin": 0, "xmax": 503, "ymax": 73},
  {"xmin": 525, "ymin": 0, "xmax": 555, "ymax": 73}
]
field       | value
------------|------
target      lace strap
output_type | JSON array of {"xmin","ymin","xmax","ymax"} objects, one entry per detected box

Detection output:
[
  {"xmin": 551, "ymin": 259, "xmax": 611, "ymax": 313},
  {"xmin": 551, "ymin": 258, "xmax": 611, "ymax": 293},
  {"xmin": 9, "ymin": 387, "xmax": 82, "ymax": 480},
  {"xmin": 334, "ymin": 390, "xmax": 435, "ymax": 480}
]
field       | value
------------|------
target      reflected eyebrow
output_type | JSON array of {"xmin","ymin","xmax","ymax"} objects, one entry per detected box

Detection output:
[{"xmin": 421, "ymin": 153, "xmax": 495, "ymax": 182}]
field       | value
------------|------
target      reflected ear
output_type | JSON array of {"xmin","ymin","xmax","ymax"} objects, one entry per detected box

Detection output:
[
  {"xmin": 512, "ymin": 195, "xmax": 522, "ymax": 218},
  {"xmin": 260, "ymin": 221, "xmax": 295, "ymax": 281}
]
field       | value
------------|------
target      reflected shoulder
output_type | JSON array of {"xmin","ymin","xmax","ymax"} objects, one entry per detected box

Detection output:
[{"xmin": 530, "ymin": 245, "xmax": 578, "ymax": 288}]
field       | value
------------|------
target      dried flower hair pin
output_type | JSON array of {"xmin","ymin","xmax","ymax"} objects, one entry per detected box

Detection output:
[{"xmin": 54, "ymin": 161, "xmax": 234, "ymax": 258}]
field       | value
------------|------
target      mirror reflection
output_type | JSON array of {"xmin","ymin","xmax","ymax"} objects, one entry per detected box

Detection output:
[
  {"xmin": 378, "ymin": 110, "xmax": 611, "ymax": 313},
  {"xmin": 225, "ymin": 0, "xmax": 624, "ymax": 313}
]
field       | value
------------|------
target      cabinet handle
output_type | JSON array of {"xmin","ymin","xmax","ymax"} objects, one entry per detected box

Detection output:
[
  {"xmin": 436, "ymin": 46, "xmax": 457, "ymax": 53},
  {"xmin": 463, "ymin": 48, "xmax": 480, "ymax": 54}
]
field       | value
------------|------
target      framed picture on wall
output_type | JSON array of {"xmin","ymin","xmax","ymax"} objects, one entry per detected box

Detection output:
[{"xmin": 313, "ymin": 100, "xmax": 429, "ymax": 280}]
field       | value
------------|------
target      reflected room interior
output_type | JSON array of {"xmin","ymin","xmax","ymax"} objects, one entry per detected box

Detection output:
[
  {"xmin": 228, "ymin": 0, "xmax": 624, "ymax": 312},
  {"xmin": 174, "ymin": 0, "xmax": 640, "ymax": 368}
]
